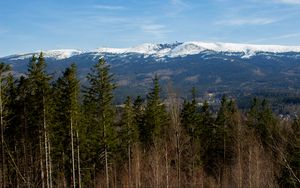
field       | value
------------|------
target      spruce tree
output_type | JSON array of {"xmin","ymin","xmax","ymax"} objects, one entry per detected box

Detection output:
[
  {"xmin": 143, "ymin": 75, "xmax": 168, "ymax": 147},
  {"xmin": 83, "ymin": 58, "xmax": 116, "ymax": 188},
  {"xmin": 52, "ymin": 64, "xmax": 80, "ymax": 187},
  {"xmin": 202, "ymin": 96, "xmax": 237, "ymax": 180},
  {"xmin": 247, "ymin": 98, "xmax": 279, "ymax": 149},
  {"xmin": 26, "ymin": 53, "xmax": 52, "ymax": 188},
  {"xmin": 180, "ymin": 87, "xmax": 200, "ymax": 183},
  {"xmin": 120, "ymin": 96, "xmax": 139, "ymax": 186},
  {"xmin": 181, "ymin": 87, "xmax": 198, "ymax": 137},
  {"xmin": 199, "ymin": 100, "xmax": 219, "ymax": 179}
]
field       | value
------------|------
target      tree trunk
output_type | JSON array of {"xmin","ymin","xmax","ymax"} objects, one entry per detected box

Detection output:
[
  {"xmin": 71, "ymin": 116, "xmax": 76, "ymax": 188},
  {"xmin": 238, "ymin": 128, "xmax": 242, "ymax": 188},
  {"xmin": 128, "ymin": 144, "xmax": 132, "ymax": 188},
  {"xmin": 43, "ymin": 96, "xmax": 50, "ymax": 188},
  {"xmin": 105, "ymin": 147, "xmax": 109, "ymax": 188},
  {"xmin": 128, "ymin": 118, "xmax": 132, "ymax": 188},
  {"xmin": 176, "ymin": 131, "xmax": 180, "ymax": 187},
  {"xmin": 103, "ymin": 112, "xmax": 110, "ymax": 188},
  {"xmin": 165, "ymin": 148, "xmax": 169, "ymax": 188},
  {"xmin": 135, "ymin": 145, "xmax": 141, "ymax": 188},
  {"xmin": 249, "ymin": 149, "xmax": 252, "ymax": 188},
  {"xmin": 40, "ymin": 135, "xmax": 45, "ymax": 188},
  {"xmin": 48, "ymin": 140, "xmax": 53, "ymax": 188},
  {"xmin": 76, "ymin": 131, "xmax": 81, "ymax": 188}
]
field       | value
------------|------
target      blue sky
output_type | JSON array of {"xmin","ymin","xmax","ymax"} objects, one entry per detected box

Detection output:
[{"xmin": 1, "ymin": 0, "xmax": 300, "ymax": 56}]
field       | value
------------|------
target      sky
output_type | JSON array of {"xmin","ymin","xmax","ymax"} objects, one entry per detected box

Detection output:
[{"xmin": 1, "ymin": 0, "xmax": 300, "ymax": 56}]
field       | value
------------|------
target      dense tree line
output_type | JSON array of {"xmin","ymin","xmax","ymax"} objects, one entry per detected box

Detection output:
[{"xmin": 0, "ymin": 54, "xmax": 300, "ymax": 187}]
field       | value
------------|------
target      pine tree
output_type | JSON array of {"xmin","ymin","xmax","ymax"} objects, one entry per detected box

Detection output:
[
  {"xmin": 144, "ymin": 75, "xmax": 168, "ymax": 147},
  {"xmin": 247, "ymin": 98, "xmax": 279, "ymax": 149},
  {"xmin": 120, "ymin": 96, "xmax": 138, "ymax": 186},
  {"xmin": 180, "ymin": 87, "xmax": 200, "ymax": 184},
  {"xmin": 14, "ymin": 76, "xmax": 31, "ymax": 186},
  {"xmin": 181, "ymin": 87, "xmax": 198, "ymax": 137},
  {"xmin": 4, "ymin": 74, "xmax": 27, "ymax": 187},
  {"xmin": 52, "ymin": 64, "xmax": 80, "ymax": 187},
  {"xmin": 199, "ymin": 101, "xmax": 214, "ymax": 165},
  {"xmin": 144, "ymin": 75, "xmax": 169, "ymax": 187},
  {"xmin": 83, "ymin": 58, "xmax": 116, "ymax": 188},
  {"xmin": 201, "ymin": 96, "xmax": 237, "ymax": 182},
  {"xmin": 26, "ymin": 53, "xmax": 52, "ymax": 188},
  {"xmin": 133, "ymin": 96, "xmax": 144, "ymax": 142}
]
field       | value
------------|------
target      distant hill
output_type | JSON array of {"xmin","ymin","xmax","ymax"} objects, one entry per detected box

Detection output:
[{"xmin": 2, "ymin": 41, "xmax": 300, "ymax": 103}]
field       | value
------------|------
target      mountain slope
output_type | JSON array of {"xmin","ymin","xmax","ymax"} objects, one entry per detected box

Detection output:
[{"xmin": 1, "ymin": 41, "xmax": 300, "ymax": 102}]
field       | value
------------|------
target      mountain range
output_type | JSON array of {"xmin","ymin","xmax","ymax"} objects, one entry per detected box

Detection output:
[{"xmin": 2, "ymin": 41, "xmax": 300, "ymax": 103}]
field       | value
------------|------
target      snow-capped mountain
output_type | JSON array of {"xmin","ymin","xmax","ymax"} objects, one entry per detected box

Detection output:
[
  {"xmin": 3, "ymin": 41, "xmax": 300, "ymax": 60},
  {"xmin": 7, "ymin": 49, "xmax": 82, "ymax": 60},
  {"xmin": 2, "ymin": 41, "xmax": 300, "ymax": 102},
  {"xmin": 82, "ymin": 41, "xmax": 300, "ymax": 58}
]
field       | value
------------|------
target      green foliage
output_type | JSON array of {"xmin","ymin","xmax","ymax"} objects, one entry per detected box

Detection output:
[
  {"xmin": 180, "ymin": 87, "xmax": 198, "ymax": 137},
  {"xmin": 247, "ymin": 98, "xmax": 279, "ymax": 149},
  {"xmin": 52, "ymin": 63, "xmax": 80, "ymax": 186},
  {"xmin": 26, "ymin": 53, "xmax": 52, "ymax": 131},
  {"xmin": 121, "ymin": 96, "xmax": 139, "ymax": 145},
  {"xmin": 143, "ymin": 75, "xmax": 169, "ymax": 147},
  {"xmin": 202, "ymin": 96, "xmax": 237, "ymax": 178},
  {"xmin": 1, "ymin": 55, "xmax": 300, "ymax": 187},
  {"xmin": 83, "ymin": 58, "xmax": 117, "ymax": 172},
  {"xmin": 279, "ymin": 119, "xmax": 300, "ymax": 187},
  {"xmin": 133, "ymin": 96, "xmax": 146, "ymax": 146}
]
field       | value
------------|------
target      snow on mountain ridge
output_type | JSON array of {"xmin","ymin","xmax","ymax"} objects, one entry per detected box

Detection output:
[
  {"xmin": 93, "ymin": 43, "xmax": 160, "ymax": 55},
  {"xmin": 43, "ymin": 49, "xmax": 82, "ymax": 59},
  {"xmin": 187, "ymin": 41, "xmax": 300, "ymax": 53},
  {"xmin": 4, "ymin": 42, "xmax": 300, "ymax": 60},
  {"xmin": 93, "ymin": 42, "xmax": 300, "ymax": 58},
  {"xmin": 9, "ymin": 49, "xmax": 82, "ymax": 60}
]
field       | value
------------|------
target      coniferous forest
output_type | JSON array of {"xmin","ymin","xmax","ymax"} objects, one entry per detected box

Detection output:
[{"xmin": 1, "ymin": 52, "xmax": 300, "ymax": 188}]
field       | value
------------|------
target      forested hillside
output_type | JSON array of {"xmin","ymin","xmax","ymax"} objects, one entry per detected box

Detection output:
[
  {"xmin": 2, "ymin": 43, "xmax": 300, "ymax": 105},
  {"xmin": 0, "ymin": 53, "xmax": 300, "ymax": 187}
]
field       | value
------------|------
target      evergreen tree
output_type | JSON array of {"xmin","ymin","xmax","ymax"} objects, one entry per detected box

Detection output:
[
  {"xmin": 181, "ymin": 87, "xmax": 198, "ymax": 138},
  {"xmin": 199, "ymin": 100, "xmax": 215, "ymax": 172},
  {"xmin": 26, "ymin": 53, "xmax": 53, "ymax": 188},
  {"xmin": 13, "ymin": 76, "xmax": 31, "ymax": 187},
  {"xmin": 52, "ymin": 64, "xmax": 80, "ymax": 187},
  {"xmin": 143, "ymin": 75, "xmax": 168, "ymax": 147},
  {"xmin": 203, "ymin": 96, "xmax": 237, "ymax": 180},
  {"xmin": 83, "ymin": 58, "xmax": 117, "ymax": 188},
  {"xmin": 247, "ymin": 98, "xmax": 279, "ymax": 149},
  {"xmin": 180, "ymin": 87, "xmax": 201, "ymax": 182},
  {"xmin": 133, "ymin": 96, "xmax": 144, "ymax": 144},
  {"xmin": 119, "ymin": 96, "xmax": 139, "ymax": 186}
]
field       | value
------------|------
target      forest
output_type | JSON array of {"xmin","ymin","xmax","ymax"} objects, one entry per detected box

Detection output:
[{"xmin": 0, "ymin": 52, "xmax": 300, "ymax": 188}]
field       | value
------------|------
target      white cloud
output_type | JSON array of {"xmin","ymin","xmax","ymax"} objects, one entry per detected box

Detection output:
[
  {"xmin": 216, "ymin": 18, "xmax": 277, "ymax": 26},
  {"xmin": 273, "ymin": 33, "xmax": 300, "ymax": 39},
  {"xmin": 93, "ymin": 4, "xmax": 125, "ymax": 10},
  {"xmin": 251, "ymin": 33, "xmax": 300, "ymax": 43},
  {"xmin": 275, "ymin": 0, "xmax": 300, "ymax": 4},
  {"xmin": 140, "ymin": 24, "xmax": 171, "ymax": 38}
]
